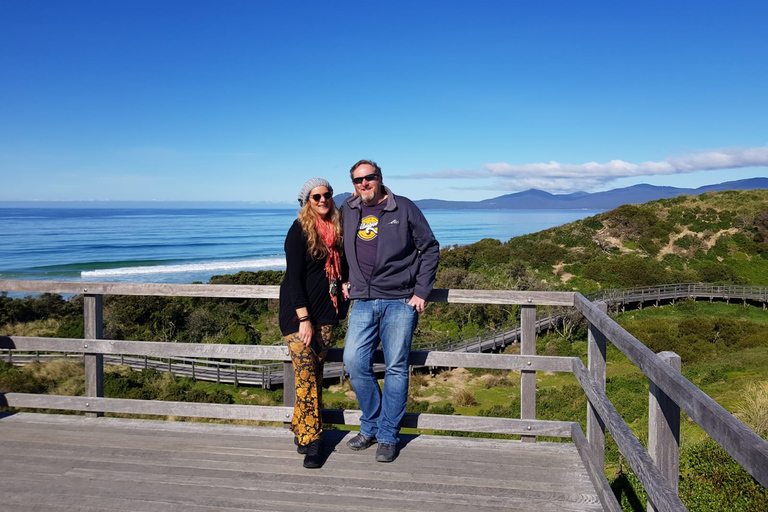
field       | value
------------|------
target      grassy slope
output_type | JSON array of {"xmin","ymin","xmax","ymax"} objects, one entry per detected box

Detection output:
[{"xmin": 501, "ymin": 189, "xmax": 768, "ymax": 289}]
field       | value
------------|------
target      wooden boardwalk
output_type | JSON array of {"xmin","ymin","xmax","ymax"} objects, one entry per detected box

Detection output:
[{"xmin": 0, "ymin": 412, "xmax": 603, "ymax": 512}]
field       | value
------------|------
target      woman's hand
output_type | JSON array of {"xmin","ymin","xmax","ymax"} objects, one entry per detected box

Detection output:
[
  {"xmin": 342, "ymin": 282, "xmax": 350, "ymax": 300},
  {"xmin": 299, "ymin": 319, "xmax": 313, "ymax": 346}
]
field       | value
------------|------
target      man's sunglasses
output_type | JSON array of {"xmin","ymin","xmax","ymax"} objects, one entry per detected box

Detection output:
[
  {"xmin": 311, "ymin": 192, "xmax": 333, "ymax": 202},
  {"xmin": 352, "ymin": 173, "xmax": 379, "ymax": 185}
]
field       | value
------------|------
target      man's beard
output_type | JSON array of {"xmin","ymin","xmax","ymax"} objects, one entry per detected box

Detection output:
[{"xmin": 360, "ymin": 188, "xmax": 377, "ymax": 204}]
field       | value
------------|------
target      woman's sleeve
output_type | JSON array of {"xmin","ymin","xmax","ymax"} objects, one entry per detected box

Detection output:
[{"xmin": 283, "ymin": 222, "xmax": 309, "ymax": 310}]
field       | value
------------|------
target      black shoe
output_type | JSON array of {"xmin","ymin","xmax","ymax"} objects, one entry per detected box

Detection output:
[
  {"xmin": 346, "ymin": 433, "xmax": 376, "ymax": 451},
  {"xmin": 303, "ymin": 440, "xmax": 324, "ymax": 469},
  {"xmin": 294, "ymin": 436, "xmax": 308, "ymax": 455},
  {"xmin": 375, "ymin": 443, "xmax": 397, "ymax": 463}
]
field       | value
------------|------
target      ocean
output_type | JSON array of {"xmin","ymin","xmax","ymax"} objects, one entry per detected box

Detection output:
[{"xmin": 0, "ymin": 208, "xmax": 600, "ymax": 285}]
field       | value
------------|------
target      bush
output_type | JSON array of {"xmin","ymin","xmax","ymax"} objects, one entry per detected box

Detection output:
[
  {"xmin": 696, "ymin": 262, "xmax": 741, "ymax": 284},
  {"xmin": 103, "ymin": 367, "xmax": 233, "ymax": 404},
  {"xmin": 0, "ymin": 293, "xmax": 81, "ymax": 327},
  {"xmin": 583, "ymin": 255, "xmax": 671, "ymax": 288},
  {"xmin": 479, "ymin": 403, "xmax": 518, "ymax": 418},
  {"xmin": 680, "ymin": 439, "xmax": 768, "ymax": 511},
  {"xmin": 736, "ymin": 381, "xmax": 768, "ymax": 436},
  {"xmin": 429, "ymin": 403, "xmax": 455, "ymax": 415},
  {"xmin": 0, "ymin": 361, "xmax": 49, "ymax": 394},
  {"xmin": 406, "ymin": 398, "xmax": 429, "ymax": 413},
  {"xmin": 452, "ymin": 388, "xmax": 479, "ymax": 407}
]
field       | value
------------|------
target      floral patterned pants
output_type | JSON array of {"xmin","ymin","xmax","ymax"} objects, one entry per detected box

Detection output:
[{"xmin": 285, "ymin": 324, "xmax": 331, "ymax": 446}]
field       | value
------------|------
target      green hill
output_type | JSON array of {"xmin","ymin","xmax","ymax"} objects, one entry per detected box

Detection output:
[{"xmin": 438, "ymin": 189, "xmax": 768, "ymax": 292}]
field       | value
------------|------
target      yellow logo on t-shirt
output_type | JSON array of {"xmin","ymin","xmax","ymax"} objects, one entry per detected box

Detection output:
[{"xmin": 357, "ymin": 215, "xmax": 379, "ymax": 241}]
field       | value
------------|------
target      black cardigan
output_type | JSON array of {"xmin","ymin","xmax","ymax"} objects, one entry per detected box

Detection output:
[{"xmin": 278, "ymin": 220, "xmax": 344, "ymax": 336}]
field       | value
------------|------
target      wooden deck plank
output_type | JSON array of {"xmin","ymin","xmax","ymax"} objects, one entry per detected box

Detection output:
[{"xmin": 0, "ymin": 413, "xmax": 604, "ymax": 511}]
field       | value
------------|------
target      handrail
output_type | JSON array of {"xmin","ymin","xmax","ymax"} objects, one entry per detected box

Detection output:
[
  {"xmin": 2, "ymin": 279, "xmax": 767, "ymax": 511},
  {"xmin": 575, "ymin": 294, "xmax": 768, "ymax": 488},
  {"xmin": 586, "ymin": 283, "xmax": 768, "ymax": 304}
]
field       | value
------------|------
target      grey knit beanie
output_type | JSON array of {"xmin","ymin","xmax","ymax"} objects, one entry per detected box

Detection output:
[{"xmin": 297, "ymin": 178, "xmax": 333, "ymax": 206}]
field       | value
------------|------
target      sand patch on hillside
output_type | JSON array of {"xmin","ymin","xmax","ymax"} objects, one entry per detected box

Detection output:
[
  {"xmin": 553, "ymin": 263, "xmax": 574, "ymax": 283},
  {"xmin": 657, "ymin": 227, "xmax": 738, "ymax": 259}
]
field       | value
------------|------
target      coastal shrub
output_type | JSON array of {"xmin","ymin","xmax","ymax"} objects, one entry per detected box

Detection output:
[
  {"xmin": 686, "ymin": 363, "xmax": 743, "ymax": 387},
  {"xmin": 621, "ymin": 318, "xmax": 677, "ymax": 354},
  {"xmin": 604, "ymin": 204, "xmax": 674, "ymax": 241},
  {"xmin": 0, "ymin": 359, "xmax": 86, "ymax": 397},
  {"xmin": 753, "ymin": 210, "xmax": 768, "ymax": 243},
  {"xmin": 467, "ymin": 238, "xmax": 513, "ymax": 268},
  {"xmin": 536, "ymin": 385, "xmax": 586, "ymax": 423},
  {"xmin": 525, "ymin": 242, "xmax": 569, "ymax": 269},
  {"xmin": 605, "ymin": 376, "xmax": 647, "ymax": 425},
  {"xmin": 674, "ymin": 234, "xmax": 699, "ymax": 250},
  {"xmin": 482, "ymin": 373, "xmax": 514, "ymax": 388},
  {"xmin": 551, "ymin": 227, "xmax": 594, "ymax": 248},
  {"xmin": 452, "ymin": 388, "xmax": 479, "ymax": 407},
  {"xmin": 436, "ymin": 268, "xmax": 487, "ymax": 289},
  {"xmin": 479, "ymin": 403, "xmax": 517, "ymax": 418},
  {"xmin": 325, "ymin": 398, "xmax": 357, "ymax": 410},
  {"xmin": 0, "ymin": 361, "xmax": 49, "ymax": 394},
  {"xmin": 703, "ymin": 237, "xmax": 731, "ymax": 261},
  {"xmin": 209, "ymin": 270, "xmax": 284, "ymax": 285},
  {"xmin": 679, "ymin": 439, "xmax": 768, "ymax": 511},
  {"xmin": 582, "ymin": 255, "xmax": 670, "ymax": 287},
  {"xmin": 736, "ymin": 381, "xmax": 768, "ymax": 437},
  {"xmin": 55, "ymin": 318, "xmax": 84, "ymax": 339},
  {"xmin": 104, "ymin": 367, "xmax": 233, "ymax": 404},
  {"xmin": 636, "ymin": 236, "xmax": 662, "ymax": 255},
  {"xmin": 582, "ymin": 215, "xmax": 603, "ymax": 230},
  {"xmin": 0, "ymin": 293, "xmax": 81, "ymax": 327},
  {"xmin": 222, "ymin": 322, "xmax": 260, "ymax": 344},
  {"xmin": 406, "ymin": 398, "xmax": 429, "ymax": 413},
  {"xmin": 429, "ymin": 403, "xmax": 455, "ymax": 415},
  {"xmin": 438, "ymin": 245, "xmax": 472, "ymax": 270}
]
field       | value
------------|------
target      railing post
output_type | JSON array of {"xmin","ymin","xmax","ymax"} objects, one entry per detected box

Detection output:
[
  {"xmin": 283, "ymin": 347, "xmax": 296, "ymax": 429},
  {"xmin": 83, "ymin": 293, "xmax": 104, "ymax": 418},
  {"xmin": 520, "ymin": 304, "xmax": 536, "ymax": 442},
  {"xmin": 648, "ymin": 351, "xmax": 681, "ymax": 512},
  {"xmin": 587, "ymin": 301, "xmax": 607, "ymax": 470}
]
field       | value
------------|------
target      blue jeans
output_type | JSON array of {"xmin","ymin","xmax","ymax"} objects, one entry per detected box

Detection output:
[{"xmin": 343, "ymin": 298, "xmax": 418, "ymax": 446}]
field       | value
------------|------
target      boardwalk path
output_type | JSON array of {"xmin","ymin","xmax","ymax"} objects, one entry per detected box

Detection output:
[{"xmin": 0, "ymin": 412, "xmax": 603, "ymax": 512}]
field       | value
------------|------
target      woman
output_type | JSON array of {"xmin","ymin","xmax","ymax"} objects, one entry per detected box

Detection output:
[{"xmin": 278, "ymin": 177, "xmax": 345, "ymax": 469}]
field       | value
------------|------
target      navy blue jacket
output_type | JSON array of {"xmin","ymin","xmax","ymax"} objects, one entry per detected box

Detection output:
[{"xmin": 341, "ymin": 187, "xmax": 439, "ymax": 300}]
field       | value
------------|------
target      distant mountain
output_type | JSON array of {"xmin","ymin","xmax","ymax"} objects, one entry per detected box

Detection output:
[{"xmin": 414, "ymin": 178, "xmax": 768, "ymax": 210}]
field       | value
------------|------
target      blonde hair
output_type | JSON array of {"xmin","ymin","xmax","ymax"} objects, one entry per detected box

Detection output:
[{"xmin": 297, "ymin": 199, "xmax": 343, "ymax": 259}]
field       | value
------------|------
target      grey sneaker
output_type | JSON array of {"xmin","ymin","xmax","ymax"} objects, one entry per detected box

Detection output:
[
  {"xmin": 346, "ymin": 433, "xmax": 377, "ymax": 451},
  {"xmin": 375, "ymin": 443, "xmax": 397, "ymax": 462}
]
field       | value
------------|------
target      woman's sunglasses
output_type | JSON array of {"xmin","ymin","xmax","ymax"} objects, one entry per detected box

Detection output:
[
  {"xmin": 352, "ymin": 173, "xmax": 379, "ymax": 185},
  {"xmin": 311, "ymin": 192, "xmax": 333, "ymax": 202}
]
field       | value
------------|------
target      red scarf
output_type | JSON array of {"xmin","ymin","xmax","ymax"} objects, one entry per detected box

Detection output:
[{"xmin": 316, "ymin": 216, "xmax": 342, "ymax": 312}]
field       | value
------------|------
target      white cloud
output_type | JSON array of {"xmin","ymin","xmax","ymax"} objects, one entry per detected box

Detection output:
[{"xmin": 396, "ymin": 145, "xmax": 768, "ymax": 192}]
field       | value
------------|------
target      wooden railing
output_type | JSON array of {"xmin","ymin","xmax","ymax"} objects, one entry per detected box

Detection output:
[
  {"xmin": 1, "ymin": 280, "xmax": 767, "ymax": 512},
  {"xmin": 587, "ymin": 283, "xmax": 768, "ymax": 309}
]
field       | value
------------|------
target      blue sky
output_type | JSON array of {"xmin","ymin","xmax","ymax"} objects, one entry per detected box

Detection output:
[{"xmin": 1, "ymin": 1, "xmax": 766, "ymax": 204}]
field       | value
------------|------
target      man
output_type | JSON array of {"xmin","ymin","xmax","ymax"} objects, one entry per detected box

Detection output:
[{"xmin": 341, "ymin": 159, "xmax": 439, "ymax": 462}]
